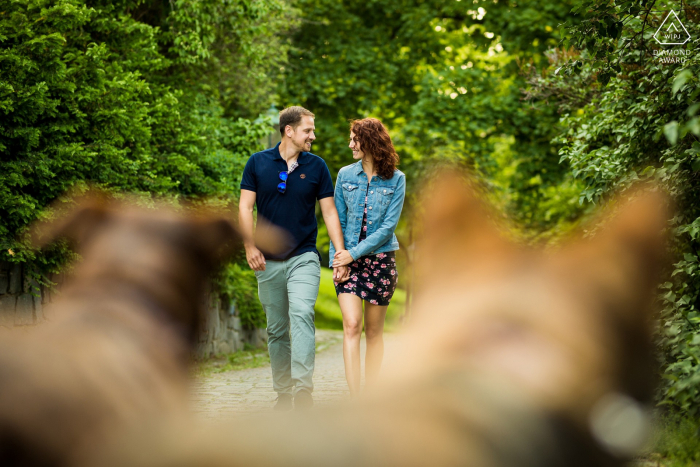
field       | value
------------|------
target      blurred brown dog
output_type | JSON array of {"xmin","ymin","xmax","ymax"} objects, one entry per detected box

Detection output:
[
  {"xmin": 90, "ymin": 173, "xmax": 669, "ymax": 467},
  {"xmin": 0, "ymin": 173, "xmax": 669, "ymax": 467}
]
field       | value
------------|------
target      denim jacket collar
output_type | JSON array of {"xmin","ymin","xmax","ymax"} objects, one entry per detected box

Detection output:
[
  {"xmin": 353, "ymin": 160, "xmax": 364, "ymax": 176},
  {"xmin": 354, "ymin": 159, "xmax": 387, "ymax": 178}
]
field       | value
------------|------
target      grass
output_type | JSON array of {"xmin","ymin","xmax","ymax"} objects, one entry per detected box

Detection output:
[
  {"xmin": 194, "ymin": 344, "xmax": 271, "ymax": 377},
  {"xmin": 193, "ymin": 337, "xmax": 344, "ymax": 377},
  {"xmin": 314, "ymin": 266, "xmax": 406, "ymax": 331},
  {"xmin": 640, "ymin": 413, "xmax": 700, "ymax": 467}
]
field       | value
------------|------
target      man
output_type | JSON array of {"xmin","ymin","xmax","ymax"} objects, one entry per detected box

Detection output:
[{"xmin": 239, "ymin": 106, "xmax": 349, "ymax": 410}]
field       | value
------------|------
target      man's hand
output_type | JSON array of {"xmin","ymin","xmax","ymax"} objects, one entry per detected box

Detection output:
[
  {"xmin": 239, "ymin": 190, "xmax": 265, "ymax": 271},
  {"xmin": 333, "ymin": 265, "xmax": 351, "ymax": 283},
  {"xmin": 332, "ymin": 249, "xmax": 354, "ymax": 268},
  {"xmin": 245, "ymin": 245, "xmax": 266, "ymax": 271}
]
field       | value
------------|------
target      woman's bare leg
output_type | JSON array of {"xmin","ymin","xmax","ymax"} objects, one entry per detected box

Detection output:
[
  {"xmin": 363, "ymin": 303, "xmax": 388, "ymax": 387},
  {"xmin": 338, "ymin": 293, "xmax": 364, "ymax": 396}
]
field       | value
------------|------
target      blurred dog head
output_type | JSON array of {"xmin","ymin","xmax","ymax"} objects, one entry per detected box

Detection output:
[
  {"xmin": 0, "ymin": 193, "xmax": 289, "ymax": 467},
  {"xmin": 380, "ymin": 171, "xmax": 669, "ymax": 460},
  {"xmin": 31, "ymin": 193, "xmax": 285, "ymax": 341}
]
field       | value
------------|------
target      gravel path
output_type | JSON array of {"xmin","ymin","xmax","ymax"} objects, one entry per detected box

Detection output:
[
  {"xmin": 191, "ymin": 331, "xmax": 665, "ymax": 465},
  {"xmin": 191, "ymin": 329, "xmax": 354, "ymax": 418}
]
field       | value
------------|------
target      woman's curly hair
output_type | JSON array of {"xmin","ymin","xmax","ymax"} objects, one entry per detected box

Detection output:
[{"xmin": 351, "ymin": 118, "xmax": 399, "ymax": 180}]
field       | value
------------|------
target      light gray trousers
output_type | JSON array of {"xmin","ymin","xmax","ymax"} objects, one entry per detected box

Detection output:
[{"xmin": 255, "ymin": 251, "xmax": 320, "ymax": 395}]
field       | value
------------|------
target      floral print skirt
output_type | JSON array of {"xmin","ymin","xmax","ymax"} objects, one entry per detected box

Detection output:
[{"xmin": 334, "ymin": 252, "xmax": 398, "ymax": 306}]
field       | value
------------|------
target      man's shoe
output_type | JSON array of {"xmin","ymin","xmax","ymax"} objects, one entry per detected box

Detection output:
[
  {"xmin": 273, "ymin": 393, "xmax": 293, "ymax": 411},
  {"xmin": 294, "ymin": 390, "xmax": 314, "ymax": 410}
]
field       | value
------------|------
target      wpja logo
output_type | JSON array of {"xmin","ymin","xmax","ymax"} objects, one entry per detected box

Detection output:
[
  {"xmin": 652, "ymin": 10, "xmax": 692, "ymax": 64},
  {"xmin": 653, "ymin": 10, "xmax": 691, "ymax": 45}
]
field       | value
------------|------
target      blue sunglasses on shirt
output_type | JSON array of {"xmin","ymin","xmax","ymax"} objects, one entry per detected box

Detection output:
[{"xmin": 277, "ymin": 171, "xmax": 288, "ymax": 194}]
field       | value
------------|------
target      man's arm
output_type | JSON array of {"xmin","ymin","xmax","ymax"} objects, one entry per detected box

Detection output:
[
  {"xmin": 239, "ymin": 189, "xmax": 266, "ymax": 271},
  {"xmin": 319, "ymin": 197, "xmax": 349, "ymax": 281}
]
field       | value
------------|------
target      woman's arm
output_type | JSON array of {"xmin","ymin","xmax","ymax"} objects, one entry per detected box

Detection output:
[
  {"xmin": 346, "ymin": 174, "xmax": 406, "ymax": 261},
  {"xmin": 329, "ymin": 173, "xmax": 348, "ymax": 267}
]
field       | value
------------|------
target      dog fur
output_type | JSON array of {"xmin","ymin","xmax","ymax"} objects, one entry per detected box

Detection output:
[
  {"xmin": 0, "ymin": 173, "xmax": 670, "ymax": 467},
  {"xmin": 0, "ymin": 196, "xmax": 249, "ymax": 466}
]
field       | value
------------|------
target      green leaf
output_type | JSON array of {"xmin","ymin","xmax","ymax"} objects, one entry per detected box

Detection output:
[
  {"xmin": 673, "ymin": 69, "xmax": 693, "ymax": 96},
  {"xmin": 664, "ymin": 121, "xmax": 680, "ymax": 145},
  {"xmin": 692, "ymin": 158, "xmax": 700, "ymax": 172},
  {"xmin": 685, "ymin": 117, "xmax": 700, "ymax": 137}
]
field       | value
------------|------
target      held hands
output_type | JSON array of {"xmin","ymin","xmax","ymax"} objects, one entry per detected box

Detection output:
[
  {"xmin": 245, "ymin": 245, "xmax": 266, "ymax": 271},
  {"xmin": 332, "ymin": 249, "xmax": 353, "ymax": 268},
  {"xmin": 333, "ymin": 265, "xmax": 351, "ymax": 283}
]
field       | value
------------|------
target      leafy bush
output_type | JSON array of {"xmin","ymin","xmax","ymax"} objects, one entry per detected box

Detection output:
[
  {"xmin": 0, "ymin": 0, "xmax": 295, "ymax": 327},
  {"xmin": 527, "ymin": 0, "xmax": 700, "ymax": 413},
  {"xmin": 215, "ymin": 261, "xmax": 266, "ymax": 330}
]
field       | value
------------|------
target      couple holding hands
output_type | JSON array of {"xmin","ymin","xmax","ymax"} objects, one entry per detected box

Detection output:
[{"xmin": 239, "ymin": 106, "xmax": 405, "ymax": 410}]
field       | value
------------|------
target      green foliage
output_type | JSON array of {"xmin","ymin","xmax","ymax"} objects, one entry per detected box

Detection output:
[
  {"xmin": 0, "ymin": 0, "xmax": 295, "ymax": 328},
  {"xmin": 530, "ymin": 0, "xmax": 700, "ymax": 413},
  {"xmin": 281, "ymin": 0, "xmax": 582, "ymax": 241},
  {"xmin": 288, "ymin": 0, "xmax": 700, "ymax": 416},
  {"xmin": 215, "ymin": 261, "xmax": 266, "ymax": 330},
  {"xmin": 5, "ymin": 0, "xmax": 700, "ymax": 420},
  {"xmin": 651, "ymin": 413, "xmax": 700, "ymax": 467}
]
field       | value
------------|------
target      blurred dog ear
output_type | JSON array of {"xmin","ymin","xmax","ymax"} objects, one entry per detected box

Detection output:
[
  {"xmin": 415, "ymin": 170, "xmax": 512, "ymax": 283},
  {"xmin": 192, "ymin": 217, "xmax": 242, "ymax": 264},
  {"xmin": 30, "ymin": 195, "xmax": 110, "ymax": 249},
  {"xmin": 253, "ymin": 217, "xmax": 292, "ymax": 256},
  {"xmin": 192, "ymin": 215, "xmax": 291, "ymax": 264},
  {"xmin": 595, "ymin": 186, "xmax": 670, "ymax": 291},
  {"xmin": 557, "ymin": 185, "xmax": 671, "ymax": 322}
]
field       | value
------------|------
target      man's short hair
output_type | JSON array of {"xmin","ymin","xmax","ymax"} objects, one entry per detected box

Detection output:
[{"xmin": 279, "ymin": 106, "xmax": 315, "ymax": 137}]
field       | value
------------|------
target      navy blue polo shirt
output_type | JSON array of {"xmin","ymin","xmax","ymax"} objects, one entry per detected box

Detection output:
[{"xmin": 240, "ymin": 143, "xmax": 335, "ymax": 260}]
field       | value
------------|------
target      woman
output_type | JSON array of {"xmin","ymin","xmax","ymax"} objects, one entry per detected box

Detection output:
[{"xmin": 330, "ymin": 118, "xmax": 406, "ymax": 396}]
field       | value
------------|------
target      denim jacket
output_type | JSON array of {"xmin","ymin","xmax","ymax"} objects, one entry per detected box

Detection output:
[{"xmin": 329, "ymin": 161, "xmax": 406, "ymax": 267}]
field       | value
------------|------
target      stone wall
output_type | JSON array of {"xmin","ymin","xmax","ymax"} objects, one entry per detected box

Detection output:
[
  {"xmin": 0, "ymin": 261, "xmax": 267, "ymax": 358},
  {"xmin": 0, "ymin": 262, "xmax": 49, "ymax": 327},
  {"xmin": 194, "ymin": 295, "xmax": 268, "ymax": 359}
]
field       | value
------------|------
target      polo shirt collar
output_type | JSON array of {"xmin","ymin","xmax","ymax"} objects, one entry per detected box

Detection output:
[{"xmin": 274, "ymin": 142, "xmax": 308, "ymax": 164}]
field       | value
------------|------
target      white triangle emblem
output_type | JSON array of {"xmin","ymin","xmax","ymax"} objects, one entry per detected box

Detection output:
[{"xmin": 654, "ymin": 10, "xmax": 691, "ymax": 45}]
